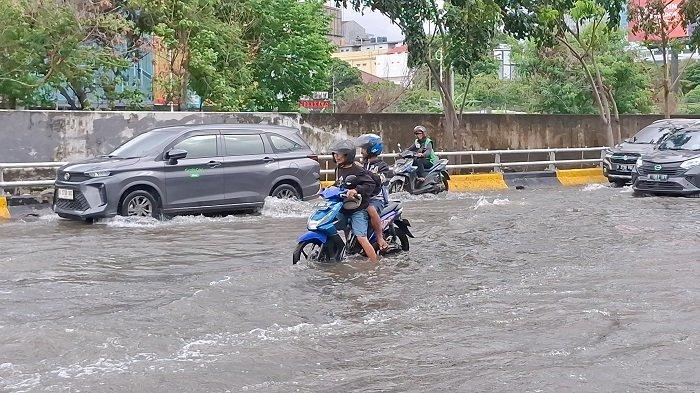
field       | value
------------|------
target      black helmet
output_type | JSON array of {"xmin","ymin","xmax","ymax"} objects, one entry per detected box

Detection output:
[
  {"xmin": 331, "ymin": 139, "xmax": 356, "ymax": 163},
  {"xmin": 343, "ymin": 174, "xmax": 359, "ymax": 189}
]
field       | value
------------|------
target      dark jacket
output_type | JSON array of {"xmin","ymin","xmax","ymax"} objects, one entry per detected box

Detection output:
[
  {"xmin": 363, "ymin": 157, "xmax": 391, "ymax": 197},
  {"xmin": 334, "ymin": 163, "xmax": 376, "ymax": 212}
]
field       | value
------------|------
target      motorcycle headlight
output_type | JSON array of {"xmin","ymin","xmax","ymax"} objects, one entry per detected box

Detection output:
[
  {"xmin": 635, "ymin": 157, "xmax": 643, "ymax": 168},
  {"xmin": 680, "ymin": 156, "xmax": 700, "ymax": 169},
  {"xmin": 85, "ymin": 170, "xmax": 111, "ymax": 178}
]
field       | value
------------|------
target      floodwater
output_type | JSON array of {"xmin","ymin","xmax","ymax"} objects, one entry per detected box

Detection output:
[{"xmin": 0, "ymin": 186, "xmax": 698, "ymax": 392}]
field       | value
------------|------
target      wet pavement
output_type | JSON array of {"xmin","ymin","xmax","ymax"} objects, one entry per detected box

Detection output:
[{"xmin": 0, "ymin": 185, "xmax": 698, "ymax": 392}]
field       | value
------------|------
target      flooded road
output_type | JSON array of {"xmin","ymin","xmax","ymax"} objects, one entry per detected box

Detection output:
[{"xmin": 1, "ymin": 186, "xmax": 698, "ymax": 392}]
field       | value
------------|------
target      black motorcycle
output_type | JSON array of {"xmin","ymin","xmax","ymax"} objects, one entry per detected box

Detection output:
[{"xmin": 388, "ymin": 150, "xmax": 450, "ymax": 195}]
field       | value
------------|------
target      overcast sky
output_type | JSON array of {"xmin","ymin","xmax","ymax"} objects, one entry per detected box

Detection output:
[{"xmin": 341, "ymin": 6, "xmax": 404, "ymax": 41}]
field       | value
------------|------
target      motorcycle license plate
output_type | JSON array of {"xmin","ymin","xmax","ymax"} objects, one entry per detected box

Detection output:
[{"xmin": 649, "ymin": 174, "xmax": 668, "ymax": 181}]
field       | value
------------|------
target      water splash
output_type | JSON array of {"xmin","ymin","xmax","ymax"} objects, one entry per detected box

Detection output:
[
  {"xmin": 260, "ymin": 197, "xmax": 315, "ymax": 218},
  {"xmin": 582, "ymin": 183, "xmax": 608, "ymax": 192}
]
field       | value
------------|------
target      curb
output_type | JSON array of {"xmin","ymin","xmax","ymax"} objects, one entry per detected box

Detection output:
[{"xmin": 320, "ymin": 168, "xmax": 606, "ymax": 191}]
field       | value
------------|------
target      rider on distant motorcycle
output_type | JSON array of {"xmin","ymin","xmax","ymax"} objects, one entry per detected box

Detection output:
[
  {"xmin": 409, "ymin": 125, "xmax": 438, "ymax": 182},
  {"xmin": 356, "ymin": 133, "xmax": 391, "ymax": 252},
  {"xmin": 331, "ymin": 139, "xmax": 379, "ymax": 263}
]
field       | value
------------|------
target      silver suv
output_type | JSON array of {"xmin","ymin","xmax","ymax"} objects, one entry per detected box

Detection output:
[{"xmin": 53, "ymin": 124, "xmax": 320, "ymax": 221}]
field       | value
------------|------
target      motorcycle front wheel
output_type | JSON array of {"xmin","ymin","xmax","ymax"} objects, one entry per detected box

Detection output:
[{"xmin": 292, "ymin": 240, "xmax": 327, "ymax": 264}]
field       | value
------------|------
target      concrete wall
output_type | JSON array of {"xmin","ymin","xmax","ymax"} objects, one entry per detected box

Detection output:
[
  {"xmin": 1, "ymin": 110, "xmax": 694, "ymax": 163},
  {"xmin": 301, "ymin": 113, "xmax": 690, "ymax": 152},
  {"xmin": 0, "ymin": 111, "xmax": 300, "ymax": 162}
]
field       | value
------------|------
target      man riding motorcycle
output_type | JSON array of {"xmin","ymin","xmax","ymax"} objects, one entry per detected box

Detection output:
[
  {"xmin": 331, "ymin": 139, "xmax": 379, "ymax": 263},
  {"xmin": 356, "ymin": 133, "xmax": 392, "ymax": 252},
  {"xmin": 409, "ymin": 125, "xmax": 438, "ymax": 182}
]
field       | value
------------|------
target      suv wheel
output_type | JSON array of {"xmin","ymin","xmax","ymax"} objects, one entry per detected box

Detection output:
[
  {"xmin": 271, "ymin": 184, "xmax": 300, "ymax": 200},
  {"xmin": 120, "ymin": 190, "xmax": 161, "ymax": 218}
]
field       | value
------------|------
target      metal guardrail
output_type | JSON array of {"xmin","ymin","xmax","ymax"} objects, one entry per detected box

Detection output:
[
  {"xmin": 0, "ymin": 162, "xmax": 66, "ymax": 194},
  {"xmin": 0, "ymin": 147, "xmax": 607, "ymax": 193},
  {"xmin": 318, "ymin": 147, "xmax": 607, "ymax": 175}
]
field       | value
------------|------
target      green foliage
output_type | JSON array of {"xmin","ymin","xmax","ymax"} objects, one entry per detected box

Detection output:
[
  {"xmin": 514, "ymin": 31, "xmax": 654, "ymax": 114},
  {"xmin": 329, "ymin": 58, "xmax": 363, "ymax": 94},
  {"xmin": 392, "ymin": 88, "xmax": 443, "ymax": 113},
  {"xmin": 679, "ymin": 85, "xmax": 700, "ymax": 114},
  {"xmin": 680, "ymin": 62, "xmax": 700, "ymax": 94}
]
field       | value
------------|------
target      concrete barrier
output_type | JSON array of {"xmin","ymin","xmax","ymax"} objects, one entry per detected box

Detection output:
[{"xmin": 320, "ymin": 168, "xmax": 607, "ymax": 191}]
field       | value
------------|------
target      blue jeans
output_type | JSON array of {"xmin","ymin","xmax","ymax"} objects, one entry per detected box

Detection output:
[{"xmin": 336, "ymin": 209, "xmax": 369, "ymax": 237}]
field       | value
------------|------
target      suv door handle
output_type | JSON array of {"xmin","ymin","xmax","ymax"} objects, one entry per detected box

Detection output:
[
  {"xmin": 262, "ymin": 157, "xmax": 275, "ymax": 163},
  {"xmin": 207, "ymin": 160, "xmax": 222, "ymax": 168}
]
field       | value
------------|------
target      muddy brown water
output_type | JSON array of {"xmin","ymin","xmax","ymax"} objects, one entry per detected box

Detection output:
[{"xmin": 0, "ymin": 185, "xmax": 698, "ymax": 392}]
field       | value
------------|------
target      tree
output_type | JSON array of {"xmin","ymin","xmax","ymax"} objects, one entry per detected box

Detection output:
[
  {"xmin": 515, "ymin": 32, "xmax": 653, "ymax": 115},
  {"xmin": 629, "ymin": 0, "xmax": 691, "ymax": 117},
  {"xmin": 329, "ymin": 58, "xmax": 363, "ymax": 96},
  {"xmin": 0, "ymin": 0, "xmax": 144, "ymax": 109},
  {"xmin": 337, "ymin": 0, "xmax": 501, "ymax": 149},
  {"xmin": 243, "ymin": 0, "xmax": 334, "ymax": 111},
  {"xmin": 135, "ymin": 0, "xmax": 332, "ymax": 111},
  {"xmin": 499, "ymin": 0, "xmax": 627, "ymax": 146},
  {"xmin": 336, "ymin": 82, "xmax": 406, "ymax": 113}
]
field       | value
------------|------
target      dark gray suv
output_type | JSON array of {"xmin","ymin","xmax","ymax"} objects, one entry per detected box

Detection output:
[
  {"xmin": 603, "ymin": 119, "xmax": 699, "ymax": 186},
  {"xmin": 53, "ymin": 124, "xmax": 320, "ymax": 220},
  {"xmin": 632, "ymin": 128, "xmax": 700, "ymax": 197}
]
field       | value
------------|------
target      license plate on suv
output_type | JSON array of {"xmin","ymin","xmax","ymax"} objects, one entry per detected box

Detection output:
[
  {"xmin": 615, "ymin": 164, "xmax": 635, "ymax": 171},
  {"xmin": 648, "ymin": 174, "xmax": 668, "ymax": 181},
  {"xmin": 57, "ymin": 188, "xmax": 74, "ymax": 200}
]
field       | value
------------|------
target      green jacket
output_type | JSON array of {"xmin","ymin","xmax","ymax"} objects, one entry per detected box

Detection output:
[{"xmin": 410, "ymin": 137, "xmax": 438, "ymax": 165}]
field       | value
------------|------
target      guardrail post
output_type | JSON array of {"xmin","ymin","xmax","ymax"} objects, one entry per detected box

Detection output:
[
  {"xmin": 548, "ymin": 151, "xmax": 556, "ymax": 172},
  {"xmin": 494, "ymin": 153, "xmax": 502, "ymax": 173}
]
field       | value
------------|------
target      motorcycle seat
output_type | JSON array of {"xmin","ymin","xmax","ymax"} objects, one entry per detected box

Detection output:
[
  {"xmin": 380, "ymin": 201, "xmax": 400, "ymax": 216},
  {"xmin": 428, "ymin": 159, "xmax": 448, "ymax": 172}
]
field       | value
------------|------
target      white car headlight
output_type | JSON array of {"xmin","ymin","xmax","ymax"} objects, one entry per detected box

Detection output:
[
  {"xmin": 604, "ymin": 149, "xmax": 613, "ymax": 158},
  {"xmin": 85, "ymin": 170, "xmax": 111, "ymax": 178},
  {"xmin": 680, "ymin": 156, "xmax": 700, "ymax": 169},
  {"xmin": 635, "ymin": 157, "xmax": 643, "ymax": 168}
]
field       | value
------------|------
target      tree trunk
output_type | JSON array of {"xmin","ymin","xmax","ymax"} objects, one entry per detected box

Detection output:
[{"xmin": 426, "ymin": 61, "xmax": 457, "ymax": 150}]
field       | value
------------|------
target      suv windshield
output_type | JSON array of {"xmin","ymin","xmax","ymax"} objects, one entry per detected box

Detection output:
[
  {"xmin": 631, "ymin": 125, "xmax": 677, "ymax": 144},
  {"xmin": 109, "ymin": 131, "xmax": 168, "ymax": 158},
  {"xmin": 658, "ymin": 131, "xmax": 700, "ymax": 151}
]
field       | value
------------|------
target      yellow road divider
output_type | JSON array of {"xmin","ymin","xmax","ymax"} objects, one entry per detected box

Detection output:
[
  {"xmin": 556, "ymin": 168, "xmax": 607, "ymax": 186},
  {"xmin": 0, "ymin": 196, "xmax": 10, "ymax": 219},
  {"xmin": 449, "ymin": 173, "xmax": 509, "ymax": 191},
  {"xmin": 319, "ymin": 168, "xmax": 604, "ymax": 194}
]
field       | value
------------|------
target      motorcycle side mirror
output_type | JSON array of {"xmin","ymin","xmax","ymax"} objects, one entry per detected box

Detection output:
[{"xmin": 165, "ymin": 148, "xmax": 188, "ymax": 164}]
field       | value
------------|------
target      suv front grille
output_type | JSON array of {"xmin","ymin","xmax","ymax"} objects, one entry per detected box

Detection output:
[
  {"xmin": 611, "ymin": 153, "xmax": 640, "ymax": 164},
  {"xmin": 57, "ymin": 171, "xmax": 90, "ymax": 183},
  {"xmin": 54, "ymin": 190, "xmax": 90, "ymax": 211},
  {"xmin": 635, "ymin": 181, "xmax": 684, "ymax": 191},
  {"xmin": 638, "ymin": 163, "xmax": 686, "ymax": 176}
]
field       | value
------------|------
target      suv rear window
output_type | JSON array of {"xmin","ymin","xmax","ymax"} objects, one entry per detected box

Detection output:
[
  {"xmin": 223, "ymin": 134, "xmax": 266, "ymax": 156},
  {"xmin": 269, "ymin": 134, "xmax": 303, "ymax": 153}
]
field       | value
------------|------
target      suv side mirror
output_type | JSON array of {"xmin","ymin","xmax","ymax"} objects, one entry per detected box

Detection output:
[{"xmin": 165, "ymin": 148, "xmax": 188, "ymax": 163}]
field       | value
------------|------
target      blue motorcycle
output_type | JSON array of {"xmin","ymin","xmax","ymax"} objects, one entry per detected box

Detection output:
[{"xmin": 292, "ymin": 186, "xmax": 413, "ymax": 264}]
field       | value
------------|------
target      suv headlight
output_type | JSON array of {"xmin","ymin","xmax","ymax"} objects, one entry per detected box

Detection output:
[
  {"xmin": 603, "ymin": 149, "xmax": 613, "ymax": 158},
  {"xmin": 680, "ymin": 156, "xmax": 700, "ymax": 169},
  {"xmin": 85, "ymin": 170, "xmax": 111, "ymax": 178},
  {"xmin": 635, "ymin": 157, "xmax": 643, "ymax": 168}
]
